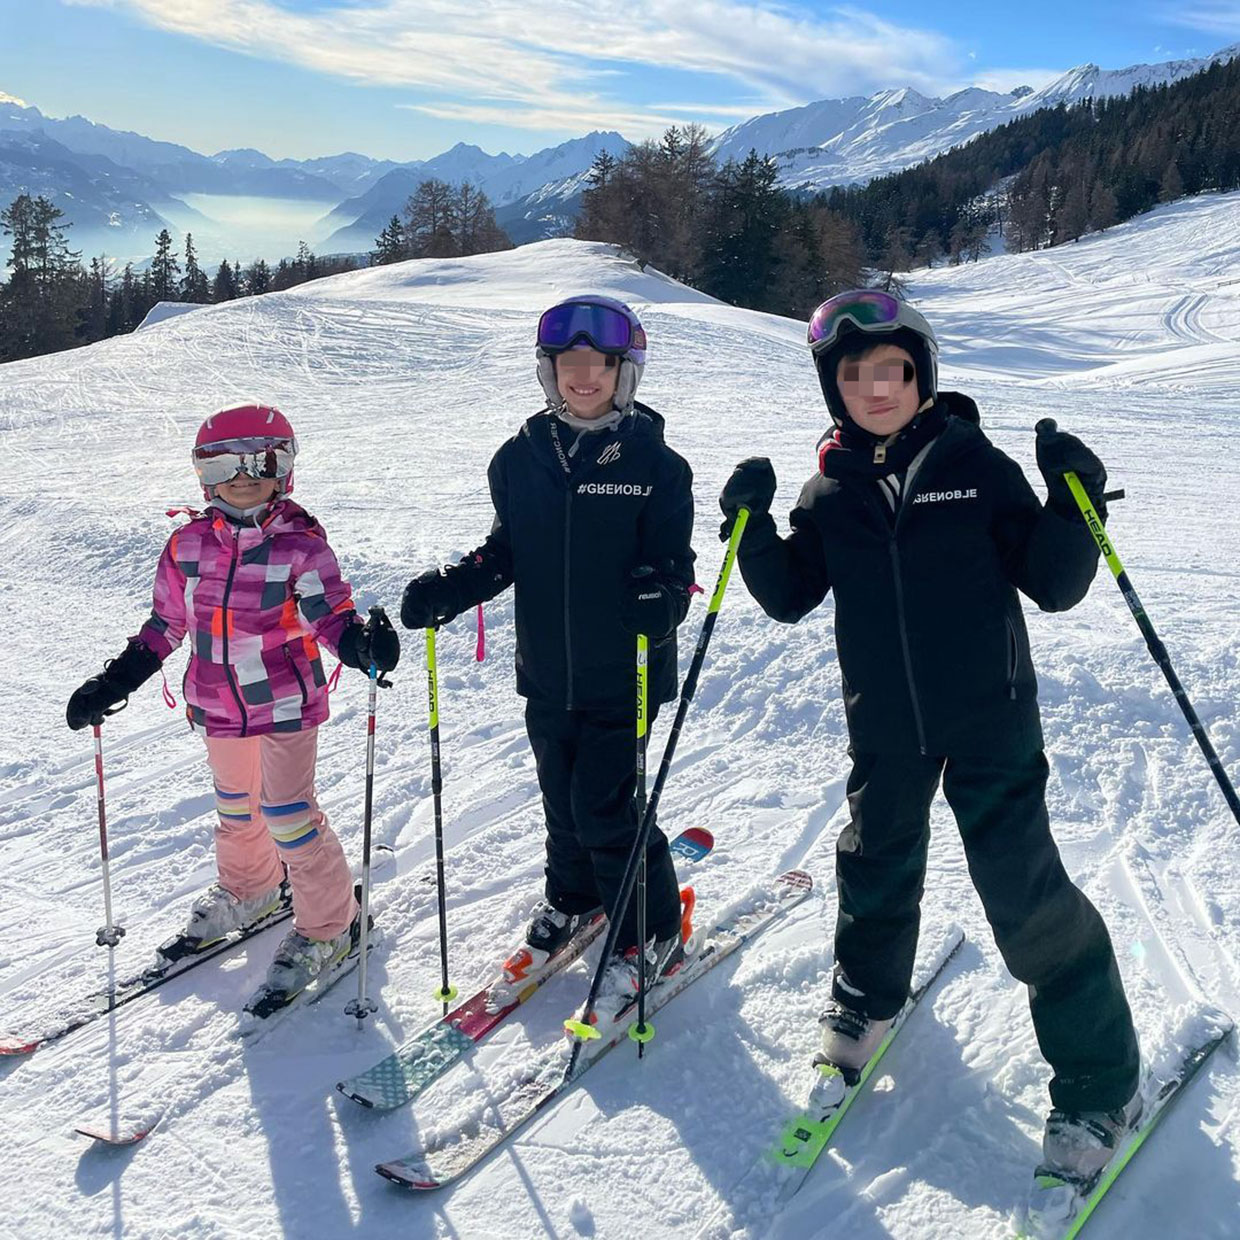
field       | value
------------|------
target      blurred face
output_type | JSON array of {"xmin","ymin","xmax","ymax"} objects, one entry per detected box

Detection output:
[
  {"xmin": 556, "ymin": 348, "xmax": 619, "ymax": 420},
  {"xmin": 215, "ymin": 474, "xmax": 280, "ymax": 508},
  {"xmin": 836, "ymin": 344, "xmax": 921, "ymax": 436}
]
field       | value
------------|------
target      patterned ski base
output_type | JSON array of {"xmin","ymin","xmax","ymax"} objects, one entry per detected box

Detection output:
[
  {"xmin": 337, "ymin": 827, "xmax": 714, "ymax": 1111},
  {"xmin": 1018, "ymin": 1014, "xmax": 1233, "ymax": 1239},
  {"xmin": 696, "ymin": 925, "xmax": 965, "ymax": 1239},
  {"xmin": 375, "ymin": 868, "xmax": 814, "ymax": 1191}
]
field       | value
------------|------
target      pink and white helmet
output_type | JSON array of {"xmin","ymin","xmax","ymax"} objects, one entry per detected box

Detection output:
[{"xmin": 192, "ymin": 405, "xmax": 298, "ymax": 499}]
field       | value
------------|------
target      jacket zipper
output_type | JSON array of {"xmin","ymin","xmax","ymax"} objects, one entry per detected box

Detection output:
[
  {"xmin": 284, "ymin": 646, "xmax": 309, "ymax": 706},
  {"xmin": 886, "ymin": 470, "xmax": 932, "ymax": 755},
  {"xmin": 1005, "ymin": 616, "xmax": 1019, "ymax": 700},
  {"xmin": 563, "ymin": 489, "xmax": 574, "ymax": 710},
  {"xmin": 887, "ymin": 540, "xmax": 929, "ymax": 754},
  {"xmin": 220, "ymin": 525, "xmax": 249, "ymax": 736}
]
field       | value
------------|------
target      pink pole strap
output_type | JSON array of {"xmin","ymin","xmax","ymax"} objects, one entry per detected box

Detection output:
[
  {"xmin": 161, "ymin": 669, "xmax": 177, "ymax": 708},
  {"xmin": 327, "ymin": 662, "xmax": 343, "ymax": 693},
  {"xmin": 475, "ymin": 604, "xmax": 485, "ymax": 663}
]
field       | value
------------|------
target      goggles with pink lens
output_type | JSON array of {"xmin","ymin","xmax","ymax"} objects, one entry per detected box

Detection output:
[
  {"xmin": 807, "ymin": 290, "xmax": 902, "ymax": 353},
  {"xmin": 192, "ymin": 436, "xmax": 297, "ymax": 488}
]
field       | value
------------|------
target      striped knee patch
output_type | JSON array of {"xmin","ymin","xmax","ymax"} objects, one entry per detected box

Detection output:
[
  {"xmin": 215, "ymin": 787, "xmax": 252, "ymax": 823},
  {"xmin": 262, "ymin": 799, "xmax": 319, "ymax": 849}
]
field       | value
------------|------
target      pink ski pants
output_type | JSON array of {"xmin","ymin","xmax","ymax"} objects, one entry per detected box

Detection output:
[{"xmin": 203, "ymin": 728, "xmax": 356, "ymax": 940}]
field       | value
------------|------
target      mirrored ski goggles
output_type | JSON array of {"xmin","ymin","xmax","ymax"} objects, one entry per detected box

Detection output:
[
  {"xmin": 807, "ymin": 291, "xmax": 901, "ymax": 352},
  {"xmin": 192, "ymin": 437, "xmax": 296, "ymax": 487},
  {"xmin": 537, "ymin": 302, "xmax": 645, "ymax": 354}
]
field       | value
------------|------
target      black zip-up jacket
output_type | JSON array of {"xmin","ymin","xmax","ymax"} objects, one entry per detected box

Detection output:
[
  {"xmin": 736, "ymin": 404, "xmax": 1100, "ymax": 756},
  {"xmin": 443, "ymin": 402, "xmax": 695, "ymax": 711}
]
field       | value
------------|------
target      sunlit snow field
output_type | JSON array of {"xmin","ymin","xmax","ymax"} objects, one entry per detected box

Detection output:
[{"xmin": 0, "ymin": 192, "xmax": 1238, "ymax": 1240}]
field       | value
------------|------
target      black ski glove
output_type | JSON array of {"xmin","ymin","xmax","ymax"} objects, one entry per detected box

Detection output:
[
  {"xmin": 400, "ymin": 569, "xmax": 463, "ymax": 630},
  {"xmin": 338, "ymin": 607, "xmax": 401, "ymax": 674},
  {"xmin": 719, "ymin": 458, "xmax": 777, "ymax": 541},
  {"xmin": 619, "ymin": 566, "xmax": 690, "ymax": 640},
  {"xmin": 66, "ymin": 640, "xmax": 162, "ymax": 731},
  {"xmin": 1036, "ymin": 419, "xmax": 1108, "ymax": 523}
]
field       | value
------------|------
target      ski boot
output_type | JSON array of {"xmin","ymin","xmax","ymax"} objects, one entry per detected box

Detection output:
[{"xmin": 148, "ymin": 877, "xmax": 291, "ymax": 976}]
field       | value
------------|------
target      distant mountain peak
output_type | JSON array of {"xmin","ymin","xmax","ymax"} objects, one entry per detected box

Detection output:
[{"xmin": 0, "ymin": 90, "xmax": 29, "ymax": 107}]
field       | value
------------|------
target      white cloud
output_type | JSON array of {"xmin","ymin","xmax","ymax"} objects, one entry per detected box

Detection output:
[
  {"xmin": 1159, "ymin": 3, "xmax": 1240, "ymax": 37},
  {"xmin": 0, "ymin": 91, "xmax": 31, "ymax": 107},
  {"xmin": 59, "ymin": 0, "xmax": 1060, "ymax": 136}
]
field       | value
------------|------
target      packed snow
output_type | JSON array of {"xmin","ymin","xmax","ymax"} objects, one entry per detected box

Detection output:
[{"xmin": 1, "ymin": 193, "xmax": 1238, "ymax": 1239}]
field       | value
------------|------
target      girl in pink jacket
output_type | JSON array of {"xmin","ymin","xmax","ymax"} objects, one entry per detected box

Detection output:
[{"xmin": 66, "ymin": 404, "xmax": 399, "ymax": 1005}]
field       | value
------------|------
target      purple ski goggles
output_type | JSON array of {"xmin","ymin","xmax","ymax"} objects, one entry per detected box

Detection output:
[
  {"xmin": 807, "ymin": 290, "xmax": 902, "ymax": 353},
  {"xmin": 537, "ymin": 301, "xmax": 646, "ymax": 355}
]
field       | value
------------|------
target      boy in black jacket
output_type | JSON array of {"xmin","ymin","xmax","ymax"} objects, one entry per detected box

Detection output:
[
  {"xmin": 718, "ymin": 290, "xmax": 1140, "ymax": 1182},
  {"xmin": 401, "ymin": 295, "xmax": 696, "ymax": 1026}
]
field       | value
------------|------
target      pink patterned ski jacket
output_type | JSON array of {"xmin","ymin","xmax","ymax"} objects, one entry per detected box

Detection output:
[{"xmin": 135, "ymin": 499, "xmax": 357, "ymax": 738}]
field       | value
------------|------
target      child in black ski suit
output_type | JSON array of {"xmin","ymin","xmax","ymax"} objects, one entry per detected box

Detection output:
[
  {"xmin": 718, "ymin": 290, "xmax": 1140, "ymax": 1181},
  {"xmin": 400, "ymin": 296, "xmax": 696, "ymax": 1017}
]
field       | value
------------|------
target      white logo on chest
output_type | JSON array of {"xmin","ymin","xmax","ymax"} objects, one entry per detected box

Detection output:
[{"xmin": 597, "ymin": 442, "xmax": 622, "ymax": 466}]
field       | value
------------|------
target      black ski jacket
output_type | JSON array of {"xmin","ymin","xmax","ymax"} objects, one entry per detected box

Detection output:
[
  {"xmin": 444, "ymin": 403, "xmax": 695, "ymax": 711},
  {"xmin": 736, "ymin": 400, "xmax": 1100, "ymax": 756}
]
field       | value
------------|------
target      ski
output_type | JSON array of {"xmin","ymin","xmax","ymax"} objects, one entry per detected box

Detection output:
[
  {"xmin": 74, "ymin": 1108, "xmax": 163, "ymax": 1147},
  {"xmin": 4, "ymin": 845, "xmax": 395, "ymax": 1060},
  {"xmin": 0, "ymin": 904, "xmax": 294, "ymax": 1058},
  {"xmin": 375, "ymin": 867, "xmax": 814, "ymax": 1191},
  {"xmin": 696, "ymin": 925, "xmax": 965, "ymax": 1238},
  {"xmin": 337, "ymin": 826, "xmax": 715, "ymax": 1111},
  {"xmin": 1018, "ymin": 1012, "xmax": 1233, "ymax": 1239}
]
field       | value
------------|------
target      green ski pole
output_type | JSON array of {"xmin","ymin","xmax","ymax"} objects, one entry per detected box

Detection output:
[{"xmin": 1039, "ymin": 418, "xmax": 1240, "ymax": 827}]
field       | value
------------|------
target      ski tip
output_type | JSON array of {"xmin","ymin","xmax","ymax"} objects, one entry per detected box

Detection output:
[
  {"xmin": 0, "ymin": 1037, "xmax": 40, "ymax": 1056},
  {"xmin": 671, "ymin": 826, "xmax": 714, "ymax": 862},
  {"xmin": 376, "ymin": 1159, "xmax": 440, "ymax": 1190},
  {"xmin": 75, "ymin": 1114, "xmax": 162, "ymax": 1146}
]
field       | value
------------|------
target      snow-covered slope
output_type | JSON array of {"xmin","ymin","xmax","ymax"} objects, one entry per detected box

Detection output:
[
  {"xmin": 1, "ymin": 197, "xmax": 1238, "ymax": 1239},
  {"xmin": 712, "ymin": 44, "xmax": 1240, "ymax": 190}
]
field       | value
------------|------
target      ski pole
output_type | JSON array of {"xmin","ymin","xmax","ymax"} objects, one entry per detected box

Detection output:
[
  {"xmin": 564, "ymin": 508, "xmax": 751, "ymax": 1075},
  {"xmin": 92, "ymin": 724, "xmax": 126, "ymax": 949},
  {"xmin": 426, "ymin": 625, "xmax": 457, "ymax": 1016},
  {"xmin": 1040, "ymin": 420, "xmax": 1240, "ymax": 827},
  {"xmin": 633, "ymin": 633, "xmax": 652, "ymax": 1056},
  {"xmin": 346, "ymin": 606, "xmax": 390, "ymax": 1028}
]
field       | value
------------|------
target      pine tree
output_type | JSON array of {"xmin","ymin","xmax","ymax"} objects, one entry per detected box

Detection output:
[
  {"xmin": 371, "ymin": 215, "xmax": 407, "ymax": 265},
  {"xmin": 149, "ymin": 228, "xmax": 180, "ymax": 301},
  {"xmin": 243, "ymin": 258, "xmax": 272, "ymax": 295},
  {"xmin": 0, "ymin": 193, "xmax": 83, "ymax": 359},
  {"xmin": 212, "ymin": 258, "xmax": 239, "ymax": 301},
  {"xmin": 181, "ymin": 233, "xmax": 210, "ymax": 302},
  {"xmin": 404, "ymin": 179, "xmax": 458, "ymax": 257}
]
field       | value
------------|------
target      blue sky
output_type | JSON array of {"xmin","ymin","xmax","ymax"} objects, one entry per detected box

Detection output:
[{"xmin": 3, "ymin": 0, "xmax": 1238, "ymax": 162}]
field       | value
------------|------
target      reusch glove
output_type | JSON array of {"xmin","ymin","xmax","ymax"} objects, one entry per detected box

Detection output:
[
  {"xmin": 1035, "ymin": 420, "xmax": 1108, "ymax": 522},
  {"xmin": 338, "ymin": 608, "xmax": 401, "ymax": 673},
  {"xmin": 619, "ymin": 566, "xmax": 689, "ymax": 640},
  {"xmin": 719, "ymin": 457, "xmax": 777, "ymax": 542},
  {"xmin": 66, "ymin": 640, "xmax": 162, "ymax": 731},
  {"xmin": 400, "ymin": 568, "xmax": 463, "ymax": 630}
]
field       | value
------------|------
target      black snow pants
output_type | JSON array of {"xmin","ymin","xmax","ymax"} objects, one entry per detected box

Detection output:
[
  {"xmin": 833, "ymin": 749, "xmax": 1140, "ymax": 1113},
  {"xmin": 525, "ymin": 700, "xmax": 681, "ymax": 950}
]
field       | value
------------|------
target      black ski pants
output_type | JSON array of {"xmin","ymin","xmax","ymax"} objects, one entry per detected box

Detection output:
[
  {"xmin": 525, "ymin": 700, "xmax": 682, "ymax": 950},
  {"xmin": 833, "ymin": 749, "xmax": 1140, "ymax": 1113}
]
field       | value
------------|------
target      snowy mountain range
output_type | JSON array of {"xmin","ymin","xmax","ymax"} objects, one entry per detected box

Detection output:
[
  {"xmin": 711, "ymin": 43, "xmax": 1240, "ymax": 189},
  {"xmin": 1, "ymin": 41, "xmax": 1237, "ymax": 263}
]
